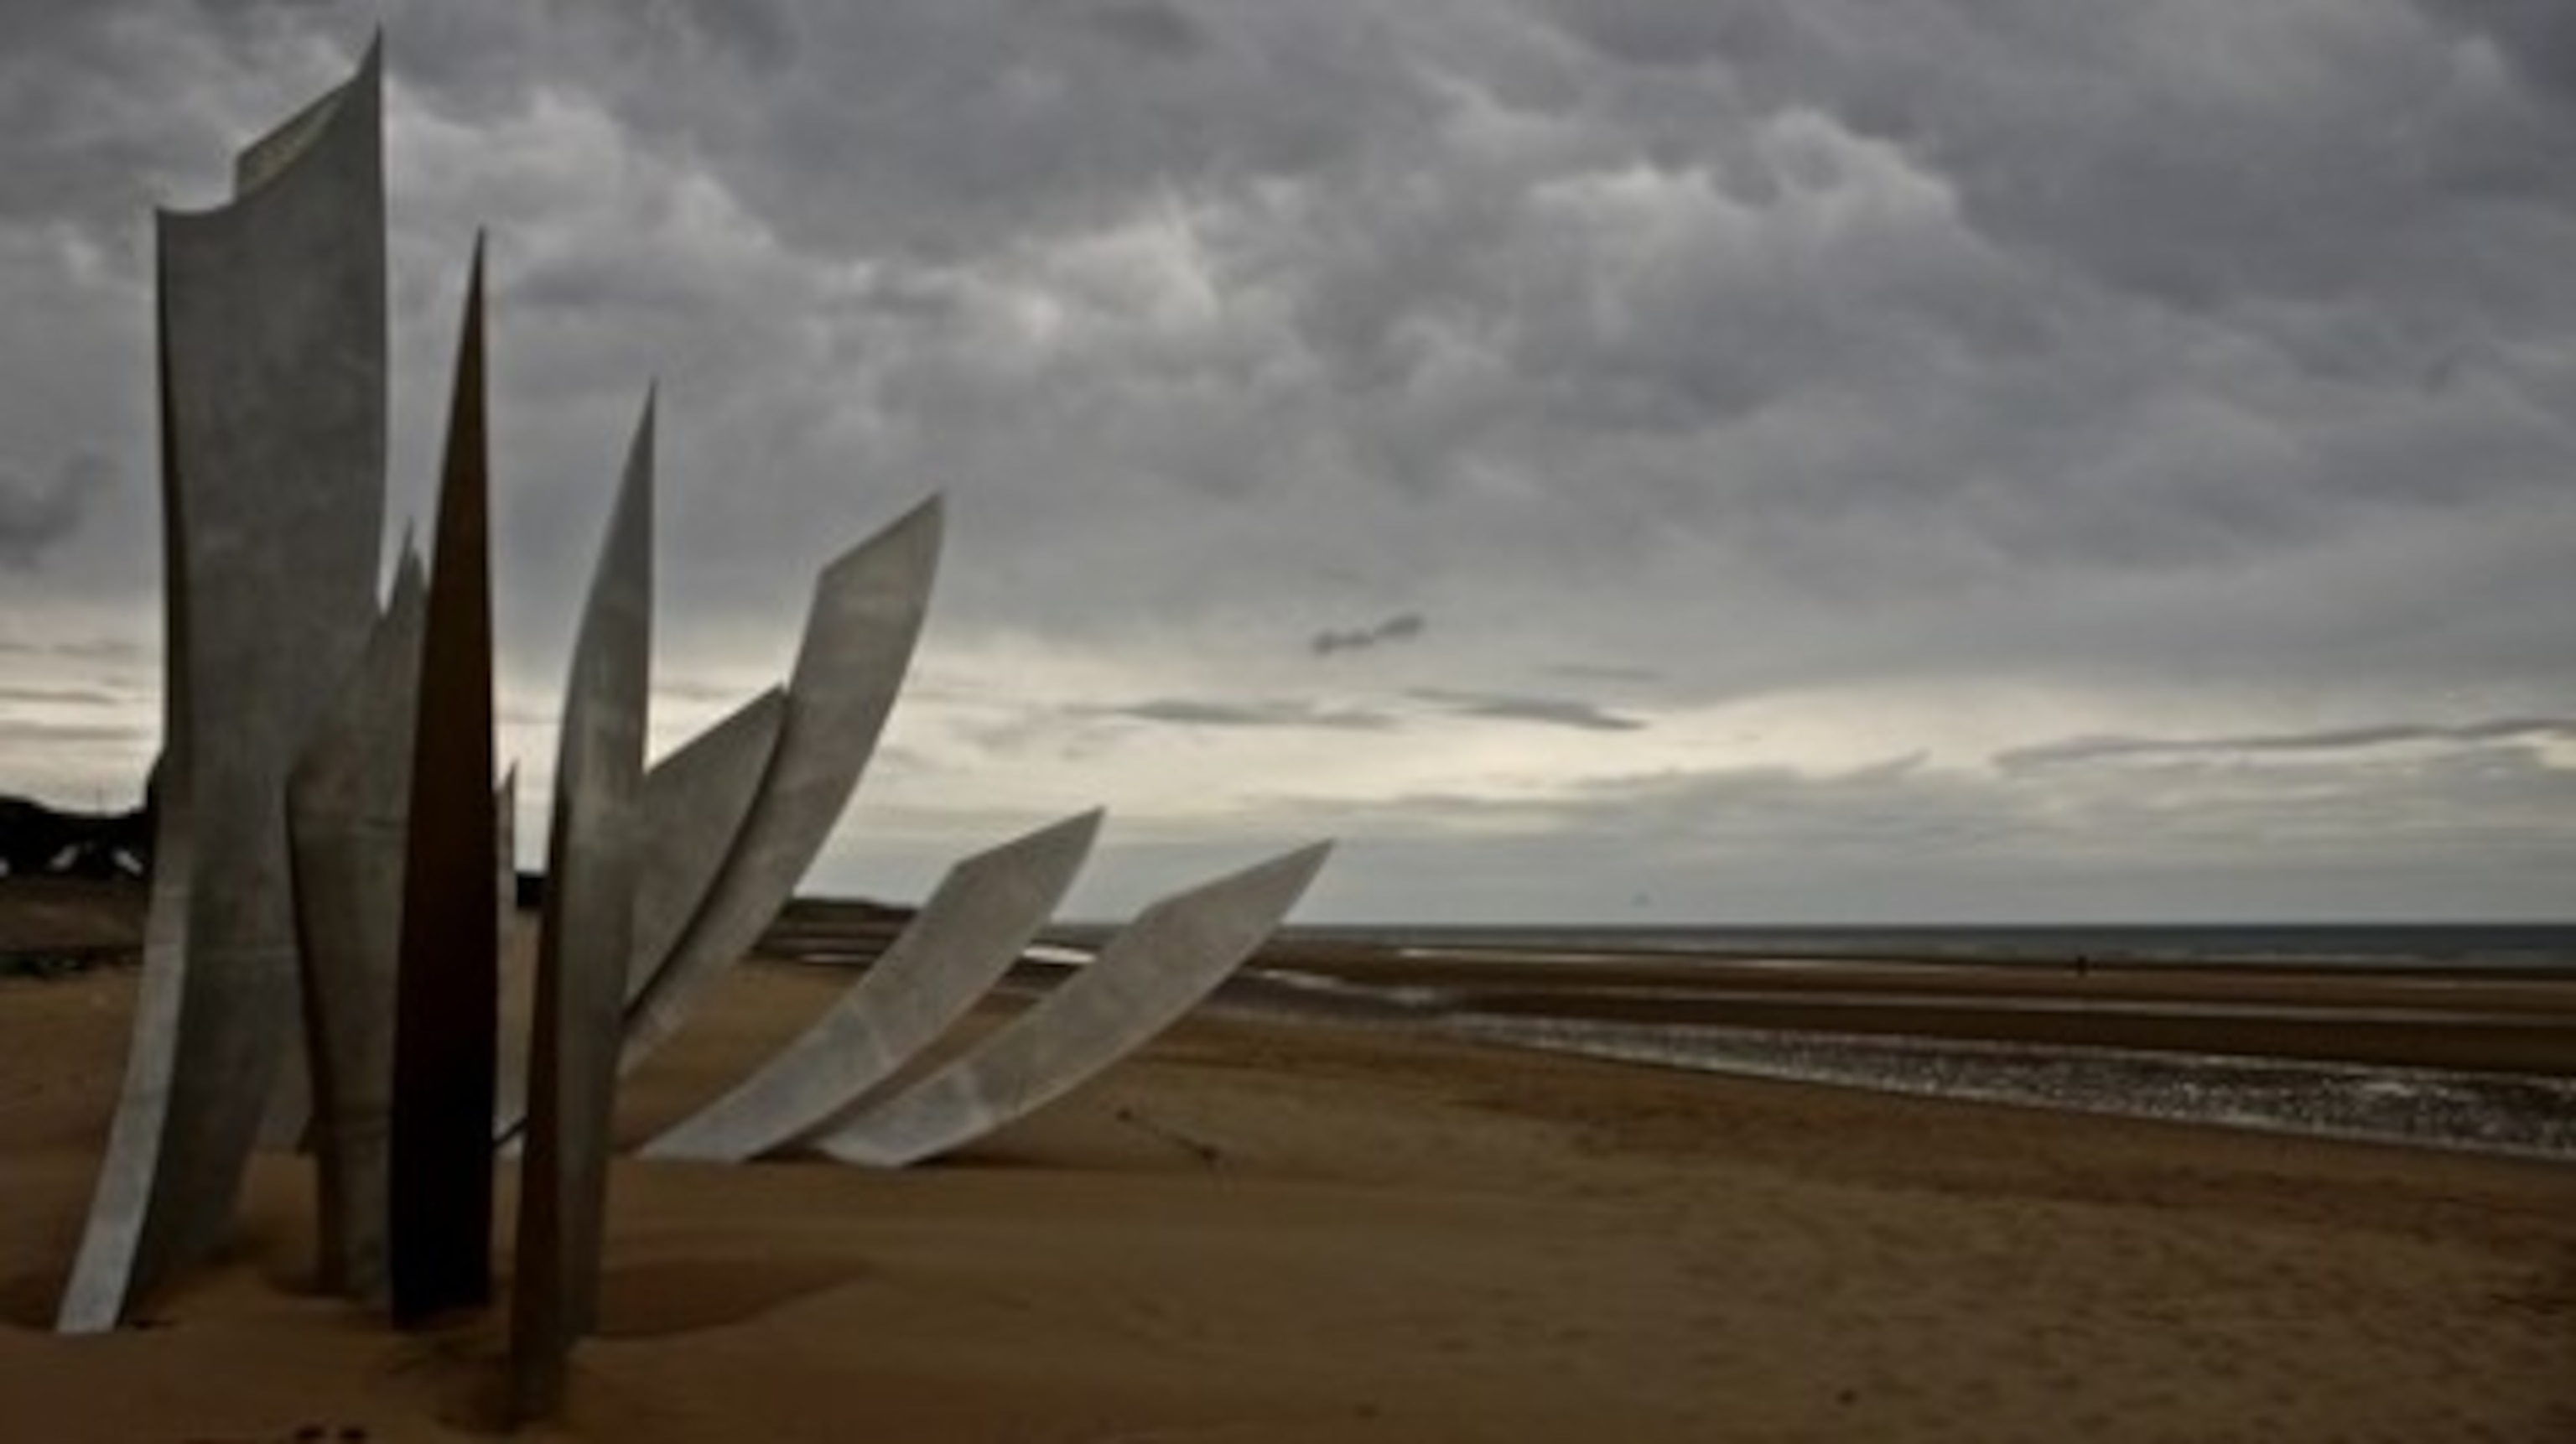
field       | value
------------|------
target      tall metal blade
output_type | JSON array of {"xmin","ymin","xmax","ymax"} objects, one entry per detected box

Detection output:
[
  {"xmin": 510, "ymin": 393, "xmax": 654, "ymax": 1421},
  {"xmin": 59, "ymin": 40, "xmax": 387, "ymax": 1332}
]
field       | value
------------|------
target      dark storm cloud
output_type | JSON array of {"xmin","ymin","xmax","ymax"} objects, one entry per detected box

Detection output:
[
  {"xmin": 0, "ymin": 454, "xmax": 109, "ymax": 569},
  {"xmin": 1310, "ymin": 611, "xmax": 1425, "ymax": 657},
  {"xmin": 2418, "ymin": 0, "xmax": 2576, "ymax": 110},
  {"xmin": 0, "ymin": 3, "xmax": 382, "ymax": 237},
  {"xmin": 1410, "ymin": 688, "xmax": 1645, "ymax": 733},
  {"xmin": 1545, "ymin": 0, "xmax": 2576, "ymax": 315},
  {"xmin": 0, "ymin": 11, "xmax": 195, "ymax": 231},
  {"xmin": 1101, "ymin": 698, "xmax": 1397, "ymax": 730},
  {"xmin": 486, "ymin": 0, "xmax": 1442, "ymax": 263},
  {"xmin": 5, "ymin": 2, "xmax": 2575, "ymax": 918},
  {"xmin": 92, "ymin": 0, "xmax": 2553, "ymax": 687},
  {"xmin": 16, "ymin": 3, "xmax": 2576, "ymax": 591},
  {"xmin": 1996, "ymin": 717, "xmax": 2576, "ymax": 771},
  {"xmin": 1085, "ymin": 1, "xmax": 1211, "ymax": 60}
]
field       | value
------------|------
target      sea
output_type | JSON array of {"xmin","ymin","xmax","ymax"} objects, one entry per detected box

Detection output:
[{"xmin": 1276, "ymin": 921, "xmax": 2576, "ymax": 973}]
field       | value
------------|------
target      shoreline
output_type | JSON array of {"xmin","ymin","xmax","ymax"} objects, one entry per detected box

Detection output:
[
  {"xmin": 18, "ymin": 875, "xmax": 2573, "ymax": 1155},
  {"xmin": 1431, "ymin": 1012, "xmax": 2576, "ymax": 1165}
]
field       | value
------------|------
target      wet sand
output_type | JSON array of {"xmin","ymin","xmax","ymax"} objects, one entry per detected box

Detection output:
[
  {"xmin": 3, "ymin": 888, "xmax": 2573, "ymax": 1439},
  {"xmin": 1224, "ymin": 932, "xmax": 2576, "ymax": 1076}
]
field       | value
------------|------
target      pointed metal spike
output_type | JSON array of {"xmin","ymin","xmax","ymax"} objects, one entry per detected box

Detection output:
[{"xmin": 387, "ymin": 247, "xmax": 500, "ymax": 1327}]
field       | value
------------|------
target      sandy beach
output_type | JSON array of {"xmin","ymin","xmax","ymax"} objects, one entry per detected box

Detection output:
[{"xmin": 3, "ymin": 886, "xmax": 2573, "ymax": 1441}]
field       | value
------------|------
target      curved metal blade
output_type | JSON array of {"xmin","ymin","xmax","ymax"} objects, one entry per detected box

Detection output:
[
  {"xmin": 642, "ymin": 808, "xmax": 1104, "ymax": 1163},
  {"xmin": 617, "ymin": 497, "xmax": 943, "ymax": 1075},
  {"xmin": 815, "ymin": 839, "xmax": 1332, "ymax": 1169},
  {"xmin": 511, "ymin": 392, "xmax": 655, "ymax": 1420},
  {"xmin": 627, "ymin": 688, "xmax": 787, "ymax": 1005}
]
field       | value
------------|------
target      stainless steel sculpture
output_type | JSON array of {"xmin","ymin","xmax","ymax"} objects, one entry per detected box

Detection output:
[
  {"xmin": 616, "ymin": 501, "xmax": 942, "ymax": 1074},
  {"xmin": 388, "ymin": 244, "xmax": 500, "ymax": 1325},
  {"xmin": 641, "ymin": 809, "xmax": 1104, "ymax": 1163},
  {"xmin": 60, "ymin": 46, "xmax": 1337, "ymax": 1423},
  {"xmin": 286, "ymin": 550, "xmax": 426, "ymax": 1298},
  {"xmin": 816, "ymin": 843, "xmax": 1334, "ymax": 1168},
  {"xmin": 58, "ymin": 42, "xmax": 387, "ymax": 1333},
  {"xmin": 511, "ymin": 402, "xmax": 654, "ymax": 1420}
]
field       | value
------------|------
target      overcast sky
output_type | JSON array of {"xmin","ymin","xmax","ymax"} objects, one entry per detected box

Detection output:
[{"xmin": 2, "ymin": 1, "xmax": 2572, "ymax": 923}]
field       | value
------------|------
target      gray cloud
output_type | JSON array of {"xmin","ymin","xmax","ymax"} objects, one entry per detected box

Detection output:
[
  {"xmin": 0, "ymin": 718, "xmax": 155, "ymax": 747},
  {"xmin": 0, "ymin": 685, "xmax": 127, "ymax": 708},
  {"xmin": 1538, "ymin": 1, "xmax": 2576, "ymax": 320},
  {"xmin": 1310, "ymin": 610, "xmax": 1426, "ymax": 657},
  {"xmin": 46, "ymin": 636, "xmax": 152, "ymax": 662},
  {"xmin": 1410, "ymin": 688, "xmax": 1646, "ymax": 733},
  {"xmin": 1085, "ymin": 1, "xmax": 1211, "ymax": 60},
  {"xmin": 2419, "ymin": 0, "xmax": 2576, "ymax": 112},
  {"xmin": 339, "ymin": 2, "xmax": 2576, "ymax": 699},
  {"xmin": 1278, "ymin": 743, "xmax": 2576, "ymax": 922},
  {"xmin": 4, "ymin": 3, "xmax": 2574, "ymax": 920},
  {"xmin": 1102, "ymin": 698, "xmax": 1397, "ymax": 730},
  {"xmin": 457, "ymin": 2, "xmax": 1442, "ymax": 265},
  {"xmin": 0, "ymin": 454, "xmax": 109, "ymax": 569},
  {"xmin": 1996, "ymin": 717, "xmax": 2576, "ymax": 771},
  {"xmin": 1545, "ymin": 662, "xmax": 1664, "ymax": 683},
  {"xmin": 651, "ymin": 676, "xmax": 766, "ymax": 706}
]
